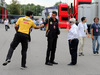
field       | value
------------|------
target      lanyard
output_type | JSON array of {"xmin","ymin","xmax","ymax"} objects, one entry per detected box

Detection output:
[
  {"xmin": 95, "ymin": 23, "xmax": 99, "ymax": 32},
  {"xmin": 95, "ymin": 23, "xmax": 99, "ymax": 28}
]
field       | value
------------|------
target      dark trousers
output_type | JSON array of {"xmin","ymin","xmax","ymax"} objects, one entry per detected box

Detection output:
[
  {"xmin": 5, "ymin": 25, "xmax": 9, "ymax": 31},
  {"xmin": 46, "ymin": 37, "xmax": 57, "ymax": 63},
  {"xmin": 6, "ymin": 32, "xmax": 28, "ymax": 67},
  {"xmin": 68, "ymin": 39, "xmax": 79, "ymax": 65},
  {"xmin": 28, "ymin": 32, "xmax": 31, "ymax": 42}
]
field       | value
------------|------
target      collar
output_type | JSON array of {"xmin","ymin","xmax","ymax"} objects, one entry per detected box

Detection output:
[
  {"xmin": 50, "ymin": 17, "xmax": 57, "ymax": 21},
  {"xmin": 81, "ymin": 22, "xmax": 85, "ymax": 24},
  {"xmin": 71, "ymin": 24, "xmax": 75, "ymax": 28},
  {"xmin": 94, "ymin": 23, "xmax": 99, "ymax": 25},
  {"xmin": 25, "ymin": 16, "xmax": 31, "ymax": 19}
]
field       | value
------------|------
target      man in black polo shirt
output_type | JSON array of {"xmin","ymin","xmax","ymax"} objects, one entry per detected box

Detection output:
[{"xmin": 42, "ymin": 11, "xmax": 60, "ymax": 66}]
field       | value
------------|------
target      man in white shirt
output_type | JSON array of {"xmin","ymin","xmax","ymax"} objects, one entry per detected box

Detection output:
[
  {"xmin": 40, "ymin": 18, "xmax": 44, "ymax": 31},
  {"xmin": 4, "ymin": 18, "xmax": 9, "ymax": 31},
  {"xmin": 67, "ymin": 18, "xmax": 79, "ymax": 66},
  {"xmin": 78, "ymin": 17, "xmax": 89, "ymax": 56}
]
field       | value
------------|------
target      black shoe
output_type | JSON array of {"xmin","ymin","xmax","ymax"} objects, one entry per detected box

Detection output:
[
  {"xmin": 20, "ymin": 66, "xmax": 27, "ymax": 70},
  {"xmin": 79, "ymin": 53, "xmax": 84, "ymax": 56},
  {"xmin": 51, "ymin": 61, "xmax": 58, "ymax": 65},
  {"xmin": 45, "ymin": 62, "xmax": 53, "ymax": 66},
  {"xmin": 96, "ymin": 51, "xmax": 99, "ymax": 54},
  {"xmin": 68, "ymin": 63, "xmax": 76, "ymax": 66},
  {"xmin": 3, "ymin": 59, "xmax": 11, "ymax": 66},
  {"xmin": 93, "ymin": 52, "xmax": 96, "ymax": 54}
]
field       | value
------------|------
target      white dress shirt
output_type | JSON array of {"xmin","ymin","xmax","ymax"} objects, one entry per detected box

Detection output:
[
  {"xmin": 78, "ymin": 22, "xmax": 88, "ymax": 37},
  {"xmin": 67, "ymin": 24, "xmax": 79, "ymax": 40}
]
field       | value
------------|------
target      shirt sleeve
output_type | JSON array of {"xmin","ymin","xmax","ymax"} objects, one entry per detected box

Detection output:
[
  {"xmin": 32, "ymin": 21, "xmax": 36, "ymax": 28},
  {"xmin": 44, "ymin": 19, "xmax": 48, "ymax": 26},
  {"xmin": 16, "ymin": 18, "xmax": 20, "ymax": 26},
  {"xmin": 91, "ymin": 24, "xmax": 94, "ymax": 29},
  {"xmin": 86, "ymin": 24, "xmax": 88, "ymax": 29}
]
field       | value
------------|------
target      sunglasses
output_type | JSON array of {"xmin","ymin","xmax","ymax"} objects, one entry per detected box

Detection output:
[{"xmin": 70, "ymin": 21, "xmax": 73, "ymax": 23}]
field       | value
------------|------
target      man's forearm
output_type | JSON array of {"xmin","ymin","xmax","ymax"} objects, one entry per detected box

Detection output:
[
  {"xmin": 86, "ymin": 30, "xmax": 89, "ymax": 35},
  {"xmin": 15, "ymin": 24, "xmax": 18, "ymax": 32},
  {"xmin": 15, "ymin": 27, "xmax": 18, "ymax": 32},
  {"xmin": 34, "ymin": 24, "xmax": 44, "ymax": 29},
  {"xmin": 34, "ymin": 26, "xmax": 41, "ymax": 29},
  {"xmin": 91, "ymin": 29, "xmax": 93, "ymax": 37}
]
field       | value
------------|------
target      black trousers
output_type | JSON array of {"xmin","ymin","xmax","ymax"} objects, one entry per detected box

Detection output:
[
  {"xmin": 6, "ymin": 32, "xmax": 28, "ymax": 67},
  {"xmin": 5, "ymin": 25, "xmax": 9, "ymax": 31},
  {"xmin": 68, "ymin": 39, "xmax": 79, "ymax": 65},
  {"xmin": 46, "ymin": 37, "xmax": 57, "ymax": 63}
]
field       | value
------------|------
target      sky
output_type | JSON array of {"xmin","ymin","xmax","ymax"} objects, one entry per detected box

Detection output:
[{"xmin": 5, "ymin": 0, "xmax": 73, "ymax": 7}]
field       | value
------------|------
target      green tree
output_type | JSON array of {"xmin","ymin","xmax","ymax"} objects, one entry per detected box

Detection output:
[
  {"xmin": 19, "ymin": 4, "xmax": 45, "ymax": 16},
  {"xmin": 6, "ymin": 2, "xmax": 45, "ymax": 16},
  {"xmin": 0, "ymin": 1, "xmax": 3, "ymax": 14},
  {"xmin": 54, "ymin": 1, "xmax": 62, "ymax": 6},
  {"xmin": 9, "ymin": 0, "xmax": 20, "ymax": 15}
]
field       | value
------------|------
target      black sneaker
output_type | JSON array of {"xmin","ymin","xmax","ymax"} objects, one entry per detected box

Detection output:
[{"xmin": 3, "ymin": 59, "xmax": 11, "ymax": 66}]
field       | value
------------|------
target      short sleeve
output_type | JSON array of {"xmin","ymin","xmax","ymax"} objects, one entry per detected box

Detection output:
[
  {"xmin": 16, "ymin": 18, "xmax": 20, "ymax": 26},
  {"xmin": 32, "ymin": 21, "xmax": 36, "ymax": 28},
  {"xmin": 86, "ymin": 24, "xmax": 88, "ymax": 29},
  {"xmin": 44, "ymin": 19, "xmax": 48, "ymax": 26},
  {"xmin": 91, "ymin": 24, "xmax": 94, "ymax": 29}
]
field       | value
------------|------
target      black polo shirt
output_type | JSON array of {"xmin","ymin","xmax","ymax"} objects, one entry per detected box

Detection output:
[{"xmin": 44, "ymin": 17, "xmax": 60, "ymax": 38}]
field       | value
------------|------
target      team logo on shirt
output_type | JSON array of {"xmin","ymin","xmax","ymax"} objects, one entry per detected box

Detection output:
[
  {"xmin": 50, "ymin": 22, "xmax": 52, "ymax": 25},
  {"xmin": 24, "ymin": 22, "xmax": 29, "ymax": 24}
]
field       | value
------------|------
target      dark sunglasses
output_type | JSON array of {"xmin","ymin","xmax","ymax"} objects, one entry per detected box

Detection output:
[{"xmin": 70, "ymin": 21, "xmax": 73, "ymax": 23}]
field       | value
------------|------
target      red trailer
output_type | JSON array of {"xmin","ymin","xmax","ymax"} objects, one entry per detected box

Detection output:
[{"xmin": 58, "ymin": 4, "xmax": 70, "ymax": 29}]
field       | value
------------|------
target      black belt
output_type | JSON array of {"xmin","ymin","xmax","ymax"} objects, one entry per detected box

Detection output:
[
  {"xmin": 17, "ymin": 32, "xmax": 29, "ymax": 36},
  {"xmin": 69, "ymin": 38, "xmax": 78, "ymax": 41},
  {"xmin": 73, "ymin": 38, "xmax": 78, "ymax": 40}
]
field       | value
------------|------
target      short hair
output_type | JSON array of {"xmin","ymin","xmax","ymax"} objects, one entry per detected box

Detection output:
[
  {"xmin": 52, "ymin": 11, "xmax": 57, "ymax": 15},
  {"xmin": 94, "ymin": 17, "xmax": 99, "ymax": 22},
  {"xmin": 42, "ymin": 18, "xmax": 44, "ymax": 20},
  {"xmin": 81, "ymin": 17, "xmax": 86, "ymax": 22},
  {"xmin": 26, "ymin": 11, "xmax": 33, "ymax": 16}
]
